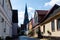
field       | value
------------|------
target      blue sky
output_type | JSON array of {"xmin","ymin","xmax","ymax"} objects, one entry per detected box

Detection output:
[{"xmin": 11, "ymin": 0, "xmax": 60, "ymax": 26}]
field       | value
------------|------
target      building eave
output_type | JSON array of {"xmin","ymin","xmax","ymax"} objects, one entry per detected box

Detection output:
[
  {"xmin": 40, "ymin": 7, "xmax": 60, "ymax": 25},
  {"xmin": 40, "ymin": 4, "xmax": 60, "ymax": 24},
  {"xmin": 9, "ymin": 0, "xmax": 12, "ymax": 10}
]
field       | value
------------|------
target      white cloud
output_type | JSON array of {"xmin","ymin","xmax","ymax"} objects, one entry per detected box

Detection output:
[
  {"xmin": 18, "ymin": 11, "xmax": 24, "ymax": 26},
  {"xmin": 28, "ymin": 7, "xmax": 35, "ymax": 20},
  {"xmin": 45, "ymin": 0, "xmax": 60, "ymax": 6},
  {"xmin": 28, "ymin": 7, "xmax": 34, "ymax": 12}
]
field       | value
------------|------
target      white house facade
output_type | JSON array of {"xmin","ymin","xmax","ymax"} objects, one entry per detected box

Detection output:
[{"xmin": 0, "ymin": 0, "xmax": 12, "ymax": 39}]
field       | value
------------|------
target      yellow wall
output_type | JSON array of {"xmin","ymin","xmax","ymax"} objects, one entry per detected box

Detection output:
[
  {"xmin": 29, "ymin": 21, "xmax": 32, "ymax": 31},
  {"xmin": 33, "ymin": 26, "xmax": 38, "ymax": 37}
]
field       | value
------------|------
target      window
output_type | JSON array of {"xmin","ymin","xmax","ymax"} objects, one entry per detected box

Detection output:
[
  {"xmin": 4, "ymin": 21, "xmax": 6, "ymax": 32},
  {"xmin": 51, "ymin": 20, "xmax": 55, "ymax": 32},
  {"xmin": 35, "ymin": 16, "xmax": 38, "ymax": 23},
  {"xmin": 0, "ymin": 0, "xmax": 4, "ymax": 7},
  {"xmin": 34, "ymin": 13, "xmax": 38, "ymax": 24},
  {"xmin": 36, "ymin": 28, "xmax": 38, "ymax": 34},
  {"xmin": 43, "ymin": 25, "xmax": 45, "ymax": 33},
  {"xmin": 2, "ymin": 0, "xmax": 4, "ymax": 7},
  {"xmin": 0, "ymin": 0, "xmax": 1, "ymax": 4},
  {"xmin": 38, "ymin": 27, "xmax": 41, "ymax": 38},
  {"xmin": 57, "ymin": 18, "xmax": 60, "ymax": 30}
]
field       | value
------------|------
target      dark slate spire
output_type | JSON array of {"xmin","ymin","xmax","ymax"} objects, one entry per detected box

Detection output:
[{"xmin": 24, "ymin": 4, "xmax": 29, "ymax": 25}]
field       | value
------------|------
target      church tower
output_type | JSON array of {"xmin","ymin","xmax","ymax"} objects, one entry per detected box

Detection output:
[
  {"xmin": 24, "ymin": 4, "xmax": 29, "ymax": 25},
  {"xmin": 23, "ymin": 4, "xmax": 29, "ymax": 30}
]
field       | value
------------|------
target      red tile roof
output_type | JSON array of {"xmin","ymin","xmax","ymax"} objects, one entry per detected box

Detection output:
[
  {"xmin": 33, "ymin": 4, "xmax": 60, "ymax": 29},
  {"xmin": 35, "ymin": 10, "xmax": 48, "ymax": 22},
  {"xmin": 36, "ymin": 10, "xmax": 48, "ymax": 15},
  {"xmin": 40, "ymin": 4, "xmax": 60, "ymax": 23},
  {"xmin": 33, "ymin": 10, "xmax": 48, "ymax": 28}
]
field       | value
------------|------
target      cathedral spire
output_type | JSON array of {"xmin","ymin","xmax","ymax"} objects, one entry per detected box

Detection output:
[{"xmin": 24, "ymin": 4, "xmax": 29, "ymax": 25}]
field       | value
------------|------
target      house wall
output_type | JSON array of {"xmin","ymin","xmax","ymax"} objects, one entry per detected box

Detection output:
[
  {"xmin": 40, "ymin": 11, "xmax": 60, "ymax": 37},
  {"xmin": 12, "ymin": 23, "xmax": 18, "ymax": 36},
  {"xmin": 33, "ymin": 26, "xmax": 38, "ymax": 37},
  {"xmin": 0, "ymin": 0, "xmax": 12, "ymax": 39},
  {"xmin": 4, "ymin": 0, "xmax": 12, "ymax": 22},
  {"xmin": 41, "ymin": 22, "xmax": 51, "ymax": 36},
  {"xmin": 28, "ymin": 20, "xmax": 33, "ymax": 36},
  {"xmin": 29, "ymin": 21, "xmax": 32, "ymax": 30},
  {"xmin": 40, "ymin": 26, "xmax": 43, "ymax": 32}
]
